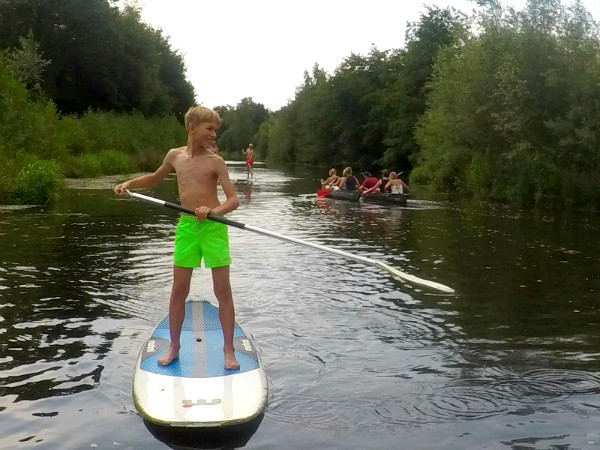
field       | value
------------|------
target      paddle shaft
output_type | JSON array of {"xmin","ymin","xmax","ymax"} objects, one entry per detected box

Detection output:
[
  {"xmin": 128, "ymin": 191, "xmax": 375, "ymax": 261},
  {"xmin": 126, "ymin": 191, "xmax": 455, "ymax": 293}
]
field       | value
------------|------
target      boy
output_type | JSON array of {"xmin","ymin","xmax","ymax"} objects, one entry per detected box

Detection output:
[
  {"xmin": 241, "ymin": 143, "xmax": 254, "ymax": 179},
  {"xmin": 114, "ymin": 106, "xmax": 240, "ymax": 370}
]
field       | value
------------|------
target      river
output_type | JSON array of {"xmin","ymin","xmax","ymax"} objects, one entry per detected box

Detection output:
[{"xmin": 1, "ymin": 164, "xmax": 599, "ymax": 449}]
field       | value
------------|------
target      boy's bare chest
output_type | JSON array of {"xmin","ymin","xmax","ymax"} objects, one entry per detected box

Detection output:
[{"xmin": 173, "ymin": 154, "xmax": 215, "ymax": 181}]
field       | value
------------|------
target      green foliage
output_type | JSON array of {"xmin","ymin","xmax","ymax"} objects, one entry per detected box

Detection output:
[
  {"xmin": 216, "ymin": 98, "xmax": 269, "ymax": 159},
  {"xmin": 2, "ymin": 0, "xmax": 600, "ymax": 211},
  {"xmin": 60, "ymin": 110, "xmax": 185, "ymax": 172},
  {"xmin": 287, "ymin": 64, "xmax": 339, "ymax": 166},
  {"xmin": 0, "ymin": 58, "xmax": 67, "ymax": 161},
  {"xmin": 0, "ymin": 0, "xmax": 194, "ymax": 116},
  {"xmin": 464, "ymin": 153, "xmax": 493, "ymax": 198},
  {"xmin": 0, "ymin": 58, "xmax": 185, "ymax": 205},
  {"xmin": 261, "ymin": 9, "xmax": 465, "ymax": 175},
  {"xmin": 1, "ymin": 31, "xmax": 51, "ymax": 96},
  {"xmin": 416, "ymin": 0, "xmax": 600, "ymax": 207},
  {"xmin": 264, "ymin": 111, "xmax": 297, "ymax": 165},
  {"xmin": 10, "ymin": 158, "xmax": 64, "ymax": 205},
  {"xmin": 381, "ymin": 7, "xmax": 466, "ymax": 171},
  {"xmin": 70, "ymin": 149, "xmax": 132, "ymax": 178}
]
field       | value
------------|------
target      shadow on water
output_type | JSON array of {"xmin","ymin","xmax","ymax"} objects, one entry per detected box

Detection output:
[{"xmin": 144, "ymin": 414, "xmax": 263, "ymax": 449}]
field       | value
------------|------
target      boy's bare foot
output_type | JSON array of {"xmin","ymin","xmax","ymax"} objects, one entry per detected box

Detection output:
[
  {"xmin": 224, "ymin": 350, "xmax": 240, "ymax": 370},
  {"xmin": 158, "ymin": 346, "xmax": 180, "ymax": 366}
]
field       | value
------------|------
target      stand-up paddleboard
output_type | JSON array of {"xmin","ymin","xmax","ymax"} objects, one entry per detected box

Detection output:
[{"xmin": 133, "ymin": 300, "xmax": 267, "ymax": 427}]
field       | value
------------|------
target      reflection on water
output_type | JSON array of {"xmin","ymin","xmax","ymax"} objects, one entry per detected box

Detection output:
[
  {"xmin": 146, "ymin": 415, "xmax": 263, "ymax": 449},
  {"xmin": 0, "ymin": 164, "xmax": 599, "ymax": 449}
]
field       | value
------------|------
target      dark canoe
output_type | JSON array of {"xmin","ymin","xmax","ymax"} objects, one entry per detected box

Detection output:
[
  {"xmin": 325, "ymin": 190, "xmax": 362, "ymax": 202},
  {"xmin": 362, "ymin": 192, "xmax": 409, "ymax": 206}
]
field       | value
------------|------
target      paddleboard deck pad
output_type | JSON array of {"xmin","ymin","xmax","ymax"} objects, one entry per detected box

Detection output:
[{"xmin": 133, "ymin": 300, "xmax": 267, "ymax": 427}]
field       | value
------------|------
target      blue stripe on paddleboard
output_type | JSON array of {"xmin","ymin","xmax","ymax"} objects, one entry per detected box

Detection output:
[{"xmin": 140, "ymin": 300, "xmax": 260, "ymax": 378}]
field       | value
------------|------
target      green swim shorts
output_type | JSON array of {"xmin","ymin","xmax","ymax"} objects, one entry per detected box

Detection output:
[{"xmin": 173, "ymin": 215, "xmax": 231, "ymax": 268}]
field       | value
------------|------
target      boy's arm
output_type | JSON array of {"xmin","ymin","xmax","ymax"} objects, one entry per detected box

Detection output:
[
  {"xmin": 114, "ymin": 150, "xmax": 175, "ymax": 195},
  {"xmin": 212, "ymin": 158, "xmax": 239, "ymax": 215}
]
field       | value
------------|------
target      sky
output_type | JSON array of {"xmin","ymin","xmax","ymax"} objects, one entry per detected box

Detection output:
[{"xmin": 133, "ymin": 0, "xmax": 600, "ymax": 111}]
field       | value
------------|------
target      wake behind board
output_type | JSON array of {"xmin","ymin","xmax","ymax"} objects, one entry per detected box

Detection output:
[{"xmin": 133, "ymin": 300, "xmax": 267, "ymax": 427}]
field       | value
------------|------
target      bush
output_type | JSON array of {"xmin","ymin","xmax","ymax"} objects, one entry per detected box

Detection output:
[
  {"xmin": 464, "ymin": 153, "xmax": 492, "ymax": 198},
  {"xmin": 10, "ymin": 158, "xmax": 64, "ymax": 205},
  {"xmin": 70, "ymin": 149, "xmax": 132, "ymax": 177},
  {"xmin": 62, "ymin": 110, "xmax": 184, "ymax": 174}
]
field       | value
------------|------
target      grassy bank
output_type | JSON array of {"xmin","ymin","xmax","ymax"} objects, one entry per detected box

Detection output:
[{"xmin": 0, "ymin": 59, "xmax": 185, "ymax": 205}]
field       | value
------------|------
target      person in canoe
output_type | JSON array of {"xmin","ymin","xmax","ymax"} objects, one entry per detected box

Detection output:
[
  {"xmin": 380, "ymin": 169, "xmax": 390, "ymax": 192},
  {"xmin": 114, "ymin": 105, "xmax": 241, "ymax": 371},
  {"xmin": 337, "ymin": 166, "xmax": 360, "ymax": 191},
  {"xmin": 359, "ymin": 171, "xmax": 381, "ymax": 194},
  {"xmin": 385, "ymin": 171, "xmax": 410, "ymax": 194},
  {"xmin": 320, "ymin": 168, "xmax": 340, "ymax": 189},
  {"xmin": 241, "ymin": 143, "xmax": 255, "ymax": 180}
]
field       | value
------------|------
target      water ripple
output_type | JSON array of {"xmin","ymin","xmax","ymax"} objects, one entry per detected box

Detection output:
[{"xmin": 1, "ymin": 169, "xmax": 600, "ymax": 448}]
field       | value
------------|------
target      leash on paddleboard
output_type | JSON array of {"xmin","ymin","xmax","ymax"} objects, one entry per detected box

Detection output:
[{"xmin": 125, "ymin": 190, "xmax": 455, "ymax": 294}]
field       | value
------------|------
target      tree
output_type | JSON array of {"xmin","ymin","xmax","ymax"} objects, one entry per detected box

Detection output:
[
  {"xmin": 216, "ymin": 98, "xmax": 269, "ymax": 157},
  {"xmin": 380, "ymin": 6, "xmax": 466, "ymax": 171},
  {"xmin": 0, "ymin": 0, "xmax": 194, "ymax": 116},
  {"xmin": 415, "ymin": 0, "xmax": 600, "ymax": 207},
  {"xmin": 2, "ymin": 31, "xmax": 50, "ymax": 96}
]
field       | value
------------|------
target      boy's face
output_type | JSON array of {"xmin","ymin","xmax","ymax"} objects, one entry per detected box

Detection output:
[{"xmin": 190, "ymin": 121, "xmax": 218, "ymax": 148}]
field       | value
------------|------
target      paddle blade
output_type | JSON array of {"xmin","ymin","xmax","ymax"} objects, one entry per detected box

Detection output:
[
  {"xmin": 374, "ymin": 261, "xmax": 455, "ymax": 294},
  {"xmin": 316, "ymin": 188, "xmax": 332, "ymax": 198}
]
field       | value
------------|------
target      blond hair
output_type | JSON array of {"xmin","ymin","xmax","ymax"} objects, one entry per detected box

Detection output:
[
  {"xmin": 184, "ymin": 106, "xmax": 221, "ymax": 128},
  {"xmin": 342, "ymin": 167, "xmax": 353, "ymax": 177},
  {"xmin": 389, "ymin": 171, "xmax": 398, "ymax": 179},
  {"xmin": 328, "ymin": 168, "xmax": 337, "ymax": 176}
]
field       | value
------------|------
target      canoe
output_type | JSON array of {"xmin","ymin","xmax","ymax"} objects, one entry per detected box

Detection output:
[
  {"xmin": 362, "ymin": 192, "xmax": 409, "ymax": 206},
  {"xmin": 325, "ymin": 190, "xmax": 361, "ymax": 202}
]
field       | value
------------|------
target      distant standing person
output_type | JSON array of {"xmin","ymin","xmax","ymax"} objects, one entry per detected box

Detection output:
[{"xmin": 242, "ymin": 143, "xmax": 255, "ymax": 179}]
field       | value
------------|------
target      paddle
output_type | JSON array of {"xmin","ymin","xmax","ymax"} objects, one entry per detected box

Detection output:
[
  {"xmin": 125, "ymin": 190, "xmax": 455, "ymax": 294},
  {"xmin": 316, "ymin": 188, "xmax": 332, "ymax": 198}
]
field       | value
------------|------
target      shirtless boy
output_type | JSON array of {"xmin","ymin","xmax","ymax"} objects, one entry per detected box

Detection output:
[
  {"xmin": 114, "ymin": 106, "xmax": 240, "ymax": 370},
  {"xmin": 241, "ymin": 143, "xmax": 255, "ymax": 179}
]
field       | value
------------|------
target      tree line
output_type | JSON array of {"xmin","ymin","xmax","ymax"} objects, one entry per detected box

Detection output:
[
  {"xmin": 258, "ymin": 0, "xmax": 600, "ymax": 209},
  {"xmin": 1, "ymin": 0, "xmax": 599, "ymax": 209},
  {"xmin": 0, "ymin": 0, "xmax": 194, "ymax": 117}
]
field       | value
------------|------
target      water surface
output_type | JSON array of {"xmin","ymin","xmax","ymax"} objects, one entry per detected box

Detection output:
[{"xmin": 1, "ymin": 165, "xmax": 599, "ymax": 449}]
